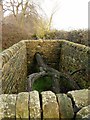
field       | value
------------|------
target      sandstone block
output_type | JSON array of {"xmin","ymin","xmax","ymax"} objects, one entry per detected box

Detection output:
[
  {"xmin": 56, "ymin": 93, "xmax": 74, "ymax": 119},
  {"xmin": 76, "ymin": 105, "xmax": 90, "ymax": 120},
  {"xmin": 67, "ymin": 89, "xmax": 89, "ymax": 109},
  {"xmin": 0, "ymin": 94, "xmax": 17, "ymax": 119},
  {"xmin": 29, "ymin": 90, "xmax": 41, "ymax": 119},
  {"xmin": 16, "ymin": 92, "xmax": 29, "ymax": 119},
  {"xmin": 41, "ymin": 91, "xmax": 59, "ymax": 119}
]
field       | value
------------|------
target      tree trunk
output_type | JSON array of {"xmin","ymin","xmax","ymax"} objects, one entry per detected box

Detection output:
[{"xmin": 27, "ymin": 52, "xmax": 80, "ymax": 93}]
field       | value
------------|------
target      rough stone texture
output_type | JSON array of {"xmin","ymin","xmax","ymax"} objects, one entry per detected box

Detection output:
[
  {"xmin": 25, "ymin": 40, "xmax": 62, "ymax": 73},
  {"xmin": 1, "ymin": 41, "xmax": 27, "ymax": 94},
  {"xmin": 0, "ymin": 69, "xmax": 2, "ymax": 94},
  {"xmin": 25, "ymin": 40, "xmax": 89, "ymax": 88},
  {"xmin": 56, "ymin": 93, "xmax": 74, "ymax": 119},
  {"xmin": 0, "ymin": 94, "xmax": 17, "ymax": 119},
  {"xmin": 59, "ymin": 40, "xmax": 90, "ymax": 88},
  {"xmin": 67, "ymin": 89, "xmax": 89, "ymax": 109},
  {"xmin": 41, "ymin": 91, "xmax": 59, "ymax": 119},
  {"xmin": 0, "ymin": 94, "xmax": 4, "ymax": 120},
  {"xmin": 76, "ymin": 105, "xmax": 90, "ymax": 120},
  {"xmin": 0, "ymin": 4, "xmax": 2, "ymax": 53},
  {"xmin": 0, "ymin": 90, "xmax": 89, "ymax": 119},
  {"xmin": 16, "ymin": 92, "xmax": 29, "ymax": 119},
  {"xmin": 29, "ymin": 90, "xmax": 41, "ymax": 119},
  {"xmin": 0, "ymin": 40, "xmax": 89, "ymax": 94}
]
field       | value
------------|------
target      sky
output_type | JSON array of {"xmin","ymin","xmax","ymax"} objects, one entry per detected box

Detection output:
[
  {"xmin": 40, "ymin": 0, "xmax": 89, "ymax": 31},
  {"xmin": 4, "ymin": 0, "xmax": 89, "ymax": 31}
]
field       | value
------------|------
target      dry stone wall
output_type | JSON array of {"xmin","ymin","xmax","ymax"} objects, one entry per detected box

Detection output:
[
  {"xmin": 0, "ymin": 40, "xmax": 89, "ymax": 94},
  {"xmin": 25, "ymin": 40, "xmax": 89, "ymax": 88},
  {"xmin": 59, "ymin": 40, "xmax": 90, "ymax": 88},
  {"xmin": 0, "ymin": 89, "xmax": 89, "ymax": 120},
  {"xmin": 0, "ymin": 40, "xmax": 89, "ymax": 119},
  {"xmin": 25, "ymin": 40, "xmax": 62, "ymax": 74},
  {"xmin": 0, "ymin": 41, "xmax": 27, "ymax": 94}
]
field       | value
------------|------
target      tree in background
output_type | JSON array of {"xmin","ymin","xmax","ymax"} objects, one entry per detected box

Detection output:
[
  {"xmin": 3, "ymin": 0, "xmax": 60, "ymax": 39},
  {"xmin": 34, "ymin": 0, "xmax": 60, "ymax": 39},
  {"xmin": 3, "ymin": 0, "xmax": 39, "ymax": 28},
  {"xmin": 3, "ymin": 0, "xmax": 41, "ymax": 49}
]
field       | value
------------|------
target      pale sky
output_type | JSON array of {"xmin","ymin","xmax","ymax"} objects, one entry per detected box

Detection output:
[
  {"xmin": 40, "ymin": 0, "xmax": 89, "ymax": 31},
  {"xmin": 4, "ymin": 0, "xmax": 89, "ymax": 31}
]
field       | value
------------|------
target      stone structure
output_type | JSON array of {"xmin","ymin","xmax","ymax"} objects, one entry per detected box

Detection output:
[
  {"xmin": 0, "ymin": 89, "xmax": 89, "ymax": 120},
  {"xmin": 67, "ymin": 89, "xmax": 89, "ymax": 109},
  {"xmin": 41, "ymin": 91, "xmax": 59, "ymax": 119},
  {"xmin": 0, "ymin": 40, "xmax": 89, "ymax": 119},
  {"xmin": 57, "ymin": 93, "xmax": 74, "ymax": 119},
  {"xmin": 1, "ymin": 41, "xmax": 27, "ymax": 94},
  {"xmin": 76, "ymin": 105, "xmax": 90, "ymax": 119},
  {"xmin": 60, "ymin": 41, "xmax": 89, "ymax": 88},
  {"xmin": 0, "ymin": 40, "xmax": 89, "ymax": 94}
]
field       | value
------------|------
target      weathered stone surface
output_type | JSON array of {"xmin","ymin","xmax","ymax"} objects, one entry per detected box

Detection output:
[
  {"xmin": 1, "ymin": 40, "xmax": 89, "ymax": 94},
  {"xmin": 41, "ymin": 91, "xmax": 59, "ymax": 119},
  {"xmin": 67, "ymin": 89, "xmax": 89, "ymax": 109},
  {"xmin": 16, "ymin": 92, "xmax": 29, "ymax": 119},
  {"xmin": 0, "ymin": 94, "xmax": 17, "ymax": 119},
  {"xmin": 56, "ymin": 93, "xmax": 74, "ymax": 119},
  {"xmin": 60, "ymin": 40, "xmax": 89, "ymax": 88},
  {"xmin": 0, "ymin": 55, "xmax": 2, "ymax": 69},
  {"xmin": 0, "ymin": 94, "xmax": 6, "ymax": 120},
  {"xmin": 25, "ymin": 40, "xmax": 62, "ymax": 72},
  {"xmin": 29, "ymin": 90, "xmax": 41, "ymax": 119},
  {"xmin": 0, "ymin": 72, "xmax": 2, "ymax": 94},
  {"xmin": 76, "ymin": 105, "xmax": 90, "ymax": 120},
  {"xmin": 1, "ymin": 41, "xmax": 27, "ymax": 94}
]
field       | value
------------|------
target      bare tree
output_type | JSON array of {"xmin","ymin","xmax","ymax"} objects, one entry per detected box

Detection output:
[
  {"xmin": 47, "ymin": 0, "xmax": 60, "ymax": 31},
  {"xmin": 3, "ymin": 0, "xmax": 60, "ymax": 38},
  {"xmin": 34, "ymin": 0, "xmax": 61, "ymax": 39},
  {"xmin": 3, "ymin": 0, "xmax": 39, "ymax": 27}
]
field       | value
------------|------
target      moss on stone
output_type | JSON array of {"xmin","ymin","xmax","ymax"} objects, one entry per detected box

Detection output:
[{"xmin": 32, "ymin": 76, "xmax": 52, "ymax": 93}]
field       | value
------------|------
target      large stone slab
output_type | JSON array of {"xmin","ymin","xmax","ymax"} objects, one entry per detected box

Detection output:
[
  {"xmin": 56, "ymin": 93, "xmax": 74, "ymax": 119},
  {"xmin": 0, "ymin": 94, "xmax": 17, "ymax": 119},
  {"xmin": 16, "ymin": 92, "xmax": 29, "ymax": 119},
  {"xmin": 29, "ymin": 90, "xmax": 41, "ymax": 119},
  {"xmin": 41, "ymin": 91, "xmax": 59, "ymax": 119},
  {"xmin": 76, "ymin": 105, "xmax": 90, "ymax": 120},
  {"xmin": 67, "ymin": 89, "xmax": 89, "ymax": 109}
]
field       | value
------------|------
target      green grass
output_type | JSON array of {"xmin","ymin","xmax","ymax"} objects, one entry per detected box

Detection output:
[{"xmin": 32, "ymin": 76, "xmax": 52, "ymax": 93}]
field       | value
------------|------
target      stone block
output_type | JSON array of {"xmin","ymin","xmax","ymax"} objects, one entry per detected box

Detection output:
[
  {"xmin": 67, "ymin": 89, "xmax": 89, "ymax": 109},
  {"xmin": 16, "ymin": 92, "xmax": 29, "ymax": 119},
  {"xmin": 29, "ymin": 90, "xmax": 41, "ymax": 119},
  {"xmin": 41, "ymin": 91, "xmax": 59, "ymax": 119},
  {"xmin": 76, "ymin": 105, "xmax": 90, "ymax": 120},
  {"xmin": 0, "ymin": 94, "xmax": 17, "ymax": 119},
  {"xmin": 56, "ymin": 93, "xmax": 74, "ymax": 119}
]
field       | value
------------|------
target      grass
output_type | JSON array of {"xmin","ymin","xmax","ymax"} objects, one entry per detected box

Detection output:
[{"xmin": 32, "ymin": 76, "xmax": 52, "ymax": 93}]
